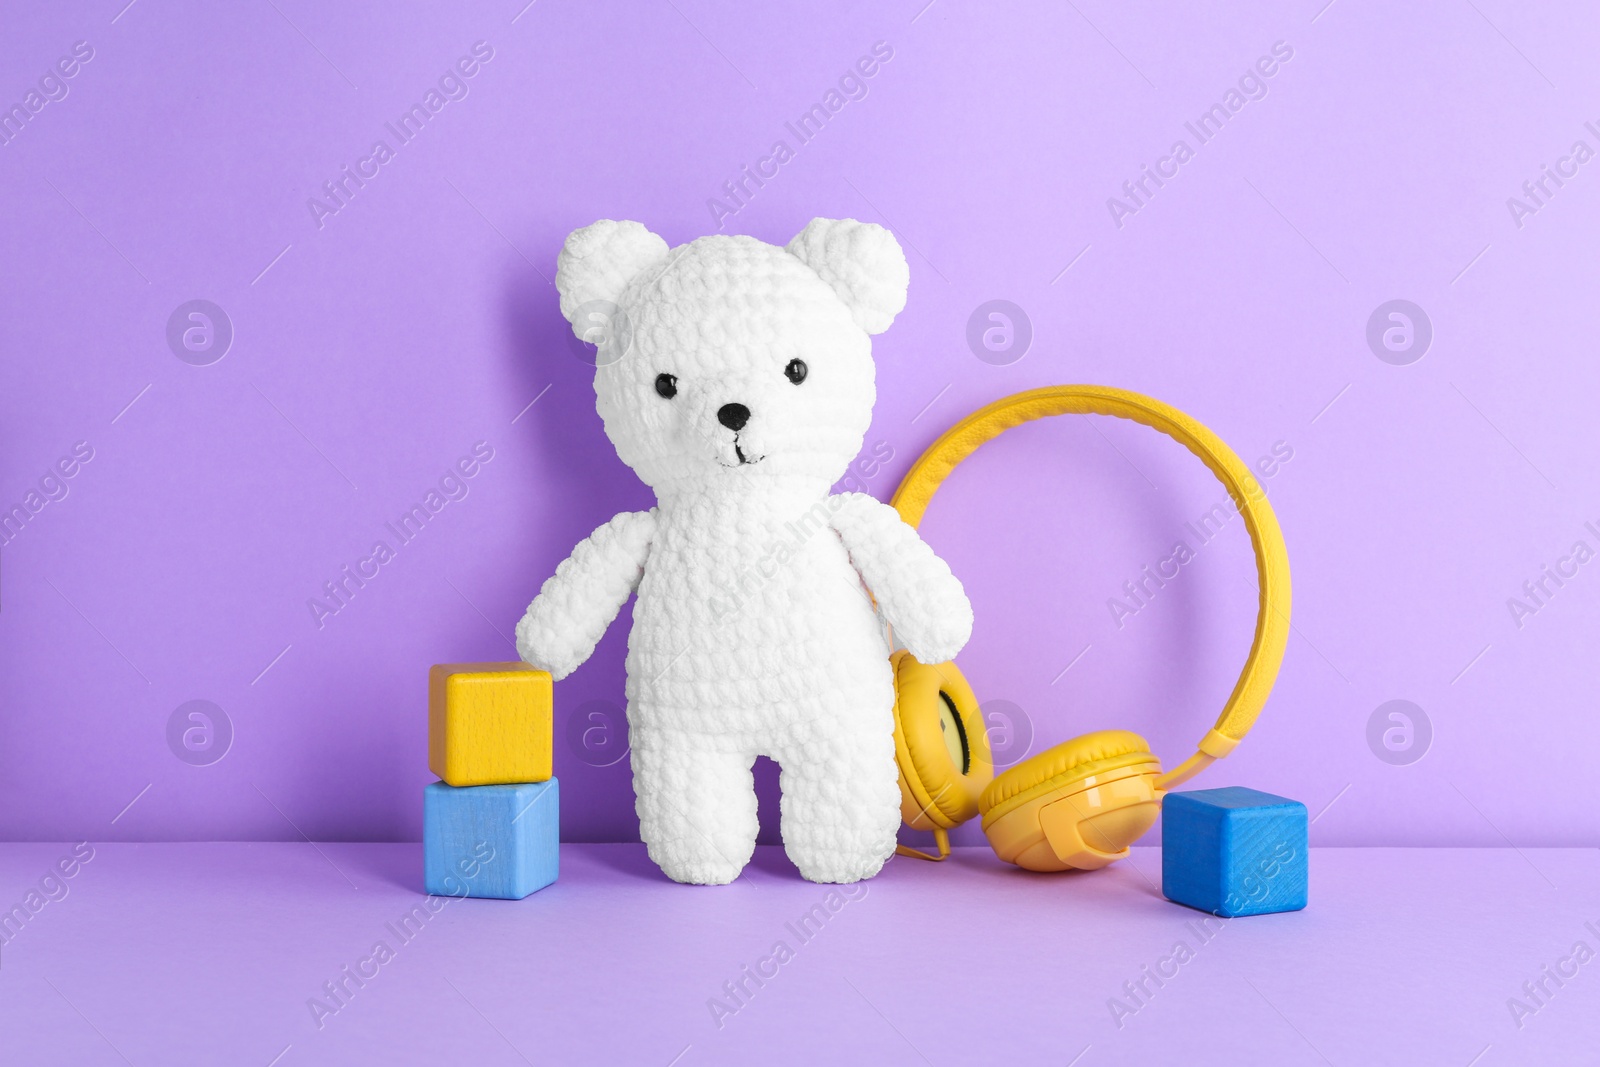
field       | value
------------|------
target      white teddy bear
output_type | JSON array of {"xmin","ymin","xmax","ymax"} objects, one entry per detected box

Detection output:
[{"xmin": 516, "ymin": 218, "xmax": 972, "ymax": 885}]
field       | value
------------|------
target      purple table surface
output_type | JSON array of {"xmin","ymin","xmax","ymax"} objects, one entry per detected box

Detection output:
[{"xmin": 2, "ymin": 843, "xmax": 1596, "ymax": 1066}]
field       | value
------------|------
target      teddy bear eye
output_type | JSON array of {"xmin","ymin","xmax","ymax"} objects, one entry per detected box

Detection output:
[
  {"xmin": 784, "ymin": 359, "xmax": 808, "ymax": 385},
  {"xmin": 654, "ymin": 373, "xmax": 678, "ymax": 399}
]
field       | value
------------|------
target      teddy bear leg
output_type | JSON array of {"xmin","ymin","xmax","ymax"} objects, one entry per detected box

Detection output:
[
  {"xmin": 773, "ymin": 719, "xmax": 900, "ymax": 884},
  {"xmin": 631, "ymin": 732, "xmax": 758, "ymax": 885}
]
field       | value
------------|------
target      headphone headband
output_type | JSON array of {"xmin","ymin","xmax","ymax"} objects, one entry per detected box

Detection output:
[{"xmin": 889, "ymin": 386, "xmax": 1291, "ymax": 790}]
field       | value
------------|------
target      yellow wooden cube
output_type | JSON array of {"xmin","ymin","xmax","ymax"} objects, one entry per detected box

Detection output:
[{"xmin": 428, "ymin": 662, "xmax": 553, "ymax": 786}]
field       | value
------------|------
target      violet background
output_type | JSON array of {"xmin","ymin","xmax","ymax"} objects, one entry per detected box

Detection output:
[{"xmin": 2, "ymin": 0, "xmax": 1596, "ymax": 849}]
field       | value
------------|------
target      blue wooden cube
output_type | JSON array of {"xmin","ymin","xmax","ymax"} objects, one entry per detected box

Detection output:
[
  {"xmin": 1161, "ymin": 786, "xmax": 1306, "ymax": 917},
  {"xmin": 424, "ymin": 779, "xmax": 558, "ymax": 900}
]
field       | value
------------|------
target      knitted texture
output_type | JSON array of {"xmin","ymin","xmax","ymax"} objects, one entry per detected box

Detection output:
[{"xmin": 517, "ymin": 218, "xmax": 972, "ymax": 884}]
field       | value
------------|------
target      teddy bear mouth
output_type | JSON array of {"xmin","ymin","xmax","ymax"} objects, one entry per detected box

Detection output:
[{"xmin": 718, "ymin": 441, "xmax": 765, "ymax": 468}]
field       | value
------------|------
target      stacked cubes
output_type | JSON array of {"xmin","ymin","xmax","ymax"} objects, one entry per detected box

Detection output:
[{"xmin": 423, "ymin": 662, "xmax": 559, "ymax": 900}]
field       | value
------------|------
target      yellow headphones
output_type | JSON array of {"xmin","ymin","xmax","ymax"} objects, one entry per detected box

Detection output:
[{"xmin": 889, "ymin": 385, "xmax": 1291, "ymax": 872}]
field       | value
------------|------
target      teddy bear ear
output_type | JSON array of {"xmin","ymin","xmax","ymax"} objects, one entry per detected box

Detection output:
[
  {"xmin": 785, "ymin": 218, "xmax": 909, "ymax": 334},
  {"xmin": 555, "ymin": 220, "xmax": 670, "ymax": 337}
]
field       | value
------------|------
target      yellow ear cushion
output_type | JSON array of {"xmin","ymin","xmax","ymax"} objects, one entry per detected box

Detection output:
[
  {"xmin": 979, "ymin": 729, "xmax": 1155, "ymax": 822},
  {"xmin": 891, "ymin": 651, "xmax": 994, "ymax": 829}
]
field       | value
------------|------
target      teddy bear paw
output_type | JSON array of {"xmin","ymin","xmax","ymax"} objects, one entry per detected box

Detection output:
[
  {"xmin": 790, "ymin": 847, "xmax": 891, "ymax": 885},
  {"xmin": 651, "ymin": 845, "xmax": 749, "ymax": 886},
  {"xmin": 514, "ymin": 612, "xmax": 581, "ymax": 680}
]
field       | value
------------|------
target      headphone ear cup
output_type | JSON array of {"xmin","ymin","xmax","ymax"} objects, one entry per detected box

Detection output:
[
  {"xmin": 979, "ymin": 730, "xmax": 1162, "ymax": 872},
  {"xmin": 891, "ymin": 651, "xmax": 993, "ymax": 831}
]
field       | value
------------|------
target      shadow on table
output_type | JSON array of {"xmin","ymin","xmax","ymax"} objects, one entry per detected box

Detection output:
[
  {"xmin": 577, "ymin": 841, "xmax": 674, "ymax": 884},
  {"xmin": 576, "ymin": 841, "xmax": 806, "ymax": 886},
  {"xmin": 323, "ymin": 842, "xmax": 421, "ymax": 894}
]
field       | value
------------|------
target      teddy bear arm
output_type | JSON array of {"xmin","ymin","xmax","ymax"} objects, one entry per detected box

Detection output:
[
  {"xmin": 828, "ymin": 493, "xmax": 973, "ymax": 664},
  {"xmin": 515, "ymin": 509, "xmax": 656, "ymax": 680}
]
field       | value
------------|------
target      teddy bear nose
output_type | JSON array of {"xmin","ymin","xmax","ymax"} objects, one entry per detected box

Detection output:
[{"xmin": 717, "ymin": 403, "xmax": 751, "ymax": 432}]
